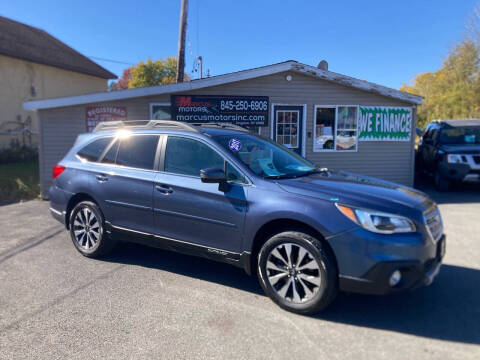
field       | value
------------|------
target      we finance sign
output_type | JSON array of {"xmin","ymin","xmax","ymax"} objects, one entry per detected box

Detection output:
[{"xmin": 358, "ymin": 107, "xmax": 412, "ymax": 141}]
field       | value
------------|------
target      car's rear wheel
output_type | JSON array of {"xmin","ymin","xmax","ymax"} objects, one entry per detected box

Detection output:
[
  {"xmin": 69, "ymin": 201, "xmax": 116, "ymax": 258},
  {"xmin": 257, "ymin": 231, "xmax": 338, "ymax": 314}
]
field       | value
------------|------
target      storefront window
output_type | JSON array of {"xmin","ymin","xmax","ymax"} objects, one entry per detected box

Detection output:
[
  {"xmin": 150, "ymin": 103, "xmax": 171, "ymax": 120},
  {"xmin": 314, "ymin": 106, "xmax": 358, "ymax": 152}
]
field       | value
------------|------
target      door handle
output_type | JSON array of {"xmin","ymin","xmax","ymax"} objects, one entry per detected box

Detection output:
[
  {"xmin": 155, "ymin": 184, "xmax": 173, "ymax": 195},
  {"xmin": 96, "ymin": 174, "xmax": 108, "ymax": 182}
]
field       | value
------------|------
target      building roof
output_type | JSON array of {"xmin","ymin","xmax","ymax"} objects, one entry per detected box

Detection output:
[
  {"xmin": 24, "ymin": 60, "xmax": 422, "ymax": 111},
  {"xmin": 0, "ymin": 16, "xmax": 116, "ymax": 80}
]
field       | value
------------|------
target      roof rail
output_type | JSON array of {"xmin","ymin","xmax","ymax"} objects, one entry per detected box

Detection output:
[
  {"xmin": 190, "ymin": 122, "xmax": 250, "ymax": 132},
  {"xmin": 92, "ymin": 120, "xmax": 202, "ymax": 133}
]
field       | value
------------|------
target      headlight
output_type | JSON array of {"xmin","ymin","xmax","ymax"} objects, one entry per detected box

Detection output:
[
  {"xmin": 336, "ymin": 204, "xmax": 416, "ymax": 234},
  {"xmin": 446, "ymin": 154, "xmax": 463, "ymax": 163}
]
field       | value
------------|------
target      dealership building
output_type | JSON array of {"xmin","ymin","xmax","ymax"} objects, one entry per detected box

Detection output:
[{"xmin": 23, "ymin": 60, "xmax": 422, "ymax": 198}]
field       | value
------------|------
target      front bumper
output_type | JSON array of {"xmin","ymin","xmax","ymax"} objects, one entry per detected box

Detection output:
[
  {"xmin": 328, "ymin": 225, "xmax": 446, "ymax": 295},
  {"xmin": 438, "ymin": 162, "xmax": 480, "ymax": 182}
]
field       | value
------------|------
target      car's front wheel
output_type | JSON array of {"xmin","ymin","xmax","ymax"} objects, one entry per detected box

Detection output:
[
  {"xmin": 257, "ymin": 231, "xmax": 338, "ymax": 314},
  {"xmin": 69, "ymin": 201, "xmax": 116, "ymax": 258}
]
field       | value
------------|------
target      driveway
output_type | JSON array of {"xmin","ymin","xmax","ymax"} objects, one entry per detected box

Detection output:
[{"xmin": 0, "ymin": 187, "xmax": 479, "ymax": 359}]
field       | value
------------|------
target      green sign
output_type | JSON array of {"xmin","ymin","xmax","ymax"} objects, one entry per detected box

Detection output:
[{"xmin": 358, "ymin": 106, "xmax": 412, "ymax": 141}]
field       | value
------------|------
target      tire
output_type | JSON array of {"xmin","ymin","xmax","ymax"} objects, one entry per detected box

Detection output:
[
  {"xmin": 257, "ymin": 231, "xmax": 338, "ymax": 315},
  {"xmin": 69, "ymin": 201, "xmax": 116, "ymax": 258},
  {"xmin": 434, "ymin": 171, "xmax": 450, "ymax": 192}
]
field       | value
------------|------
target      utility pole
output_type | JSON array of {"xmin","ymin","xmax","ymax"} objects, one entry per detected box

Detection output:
[
  {"xmin": 198, "ymin": 56, "xmax": 203, "ymax": 79},
  {"xmin": 176, "ymin": 0, "xmax": 189, "ymax": 83}
]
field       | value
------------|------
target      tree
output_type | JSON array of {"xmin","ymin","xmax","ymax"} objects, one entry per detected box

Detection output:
[
  {"xmin": 401, "ymin": 41, "xmax": 480, "ymax": 128},
  {"xmin": 129, "ymin": 57, "xmax": 178, "ymax": 88},
  {"xmin": 113, "ymin": 67, "xmax": 133, "ymax": 90},
  {"xmin": 109, "ymin": 57, "xmax": 186, "ymax": 91}
]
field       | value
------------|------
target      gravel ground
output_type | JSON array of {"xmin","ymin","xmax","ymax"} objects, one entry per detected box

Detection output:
[{"xmin": 0, "ymin": 184, "xmax": 479, "ymax": 360}]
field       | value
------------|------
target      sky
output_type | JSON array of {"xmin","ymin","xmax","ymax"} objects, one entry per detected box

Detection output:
[{"xmin": 1, "ymin": 0, "xmax": 478, "ymax": 89}]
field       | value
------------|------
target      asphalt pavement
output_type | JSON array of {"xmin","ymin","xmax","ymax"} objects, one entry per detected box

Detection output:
[{"xmin": 0, "ymin": 182, "xmax": 479, "ymax": 359}]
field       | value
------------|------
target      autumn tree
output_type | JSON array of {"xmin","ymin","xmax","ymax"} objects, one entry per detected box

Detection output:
[
  {"xmin": 113, "ymin": 67, "xmax": 133, "ymax": 90},
  {"xmin": 401, "ymin": 41, "xmax": 480, "ymax": 128},
  {"xmin": 401, "ymin": 3, "xmax": 480, "ymax": 128},
  {"xmin": 110, "ymin": 57, "xmax": 185, "ymax": 90},
  {"xmin": 129, "ymin": 57, "xmax": 179, "ymax": 88}
]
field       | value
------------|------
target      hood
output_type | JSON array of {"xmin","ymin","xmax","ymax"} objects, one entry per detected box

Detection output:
[
  {"xmin": 276, "ymin": 170, "xmax": 432, "ymax": 213},
  {"xmin": 439, "ymin": 144, "xmax": 480, "ymax": 154}
]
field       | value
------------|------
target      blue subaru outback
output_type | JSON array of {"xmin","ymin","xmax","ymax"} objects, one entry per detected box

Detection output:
[{"xmin": 49, "ymin": 120, "xmax": 445, "ymax": 314}]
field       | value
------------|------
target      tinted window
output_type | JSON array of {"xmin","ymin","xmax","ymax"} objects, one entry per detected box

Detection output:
[
  {"xmin": 165, "ymin": 137, "xmax": 223, "ymax": 176},
  {"xmin": 116, "ymin": 135, "xmax": 159, "ymax": 170},
  {"xmin": 101, "ymin": 140, "xmax": 119, "ymax": 164},
  {"xmin": 226, "ymin": 162, "xmax": 245, "ymax": 183},
  {"xmin": 77, "ymin": 137, "xmax": 112, "ymax": 162}
]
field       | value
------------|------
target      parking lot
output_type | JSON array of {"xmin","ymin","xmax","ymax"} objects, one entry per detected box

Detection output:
[{"xmin": 0, "ymin": 184, "xmax": 479, "ymax": 360}]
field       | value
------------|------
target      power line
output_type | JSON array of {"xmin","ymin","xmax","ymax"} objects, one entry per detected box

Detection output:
[{"xmin": 88, "ymin": 56, "xmax": 135, "ymax": 66}]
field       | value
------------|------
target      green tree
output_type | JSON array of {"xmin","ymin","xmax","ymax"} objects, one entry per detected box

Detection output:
[
  {"xmin": 128, "ymin": 57, "xmax": 179, "ymax": 88},
  {"xmin": 401, "ymin": 41, "xmax": 480, "ymax": 129}
]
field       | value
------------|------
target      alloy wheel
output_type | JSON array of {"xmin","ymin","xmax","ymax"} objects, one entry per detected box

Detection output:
[
  {"xmin": 73, "ymin": 207, "xmax": 100, "ymax": 250},
  {"xmin": 265, "ymin": 242, "xmax": 321, "ymax": 303}
]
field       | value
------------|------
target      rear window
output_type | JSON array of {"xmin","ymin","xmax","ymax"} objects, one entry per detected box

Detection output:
[
  {"xmin": 115, "ymin": 135, "xmax": 159, "ymax": 170},
  {"xmin": 77, "ymin": 137, "xmax": 112, "ymax": 162}
]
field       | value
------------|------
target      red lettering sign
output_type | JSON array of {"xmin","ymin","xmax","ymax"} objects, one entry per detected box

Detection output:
[{"xmin": 85, "ymin": 106, "xmax": 127, "ymax": 132}]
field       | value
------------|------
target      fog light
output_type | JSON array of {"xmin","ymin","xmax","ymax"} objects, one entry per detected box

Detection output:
[{"xmin": 389, "ymin": 270, "xmax": 402, "ymax": 287}]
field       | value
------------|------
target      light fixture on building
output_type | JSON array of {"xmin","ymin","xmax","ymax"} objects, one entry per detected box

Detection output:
[{"xmin": 286, "ymin": 75, "xmax": 292, "ymax": 81}]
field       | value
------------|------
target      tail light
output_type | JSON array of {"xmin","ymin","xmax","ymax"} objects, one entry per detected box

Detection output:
[{"xmin": 52, "ymin": 164, "xmax": 66, "ymax": 179}]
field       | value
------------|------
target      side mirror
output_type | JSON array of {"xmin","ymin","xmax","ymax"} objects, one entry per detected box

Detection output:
[{"xmin": 200, "ymin": 168, "xmax": 226, "ymax": 183}]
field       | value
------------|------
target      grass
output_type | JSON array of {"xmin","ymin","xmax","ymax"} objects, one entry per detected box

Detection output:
[{"xmin": 0, "ymin": 161, "xmax": 40, "ymax": 205}]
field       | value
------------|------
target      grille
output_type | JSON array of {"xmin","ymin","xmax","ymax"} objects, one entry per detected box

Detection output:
[{"xmin": 423, "ymin": 205, "xmax": 443, "ymax": 242}]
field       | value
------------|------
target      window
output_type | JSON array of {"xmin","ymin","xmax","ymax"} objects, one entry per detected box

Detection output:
[
  {"xmin": 150, "ymin": 103, "xmax": 171, "ymax": 120},
  {"xmin": 77, "ymin": 137, "xmax": 112, "ymax": 162},
  {"xmin": 276, "ymin": 110, "xmax": 299, "ymax": 148},
  {"xmin": 101, "ymin": 140, "xmax": 118, "ymax": 164},
  {"xmin": 115, "ymin": 135, "xmax": 159, "ymax": 170},
  {"xmin": 165, "ymin": 137, "xmax": 224, "ymax": 177},
  {"xmin": 314, "ymin": 106, "xmax": 358, "ymax": 152},
  {"xmin": 225, "ymin": 162, "xmax": 245, "ymax": 184},
  {"xmin": 213, "ymin": 134, "xmax": 315, "ymax": 179}
]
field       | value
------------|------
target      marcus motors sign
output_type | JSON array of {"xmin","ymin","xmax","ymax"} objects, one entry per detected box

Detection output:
[{"xmin": 170, "ymin": 95, "xmax": 269, "ymax": 127}]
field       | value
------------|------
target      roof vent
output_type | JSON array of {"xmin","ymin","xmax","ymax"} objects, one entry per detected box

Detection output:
[{"xmin": 317, "ymin": 60, "xmax": 328, "ymax": 71}]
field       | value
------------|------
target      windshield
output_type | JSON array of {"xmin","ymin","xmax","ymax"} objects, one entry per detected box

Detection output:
[
  {"xmin": 212, "ymin": 133, "xmax": 316, "ymax": 179},
  {"xmin": 439, "ymin": 126, "xmax": 480, "ymax": 145}
]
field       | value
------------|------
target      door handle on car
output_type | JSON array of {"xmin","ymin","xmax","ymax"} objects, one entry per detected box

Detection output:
[
  {"xmin": 96, "ymin": 174, "xmax": 108, "ymax": 182},
  {"xmin": 155, "ymin": 184, "xmax": 173, "ymax": 195}
]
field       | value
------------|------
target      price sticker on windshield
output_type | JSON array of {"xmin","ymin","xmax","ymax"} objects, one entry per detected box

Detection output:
[{"xmin": 228, "ymin": 138, "xmax": 242, "ymax": 152}]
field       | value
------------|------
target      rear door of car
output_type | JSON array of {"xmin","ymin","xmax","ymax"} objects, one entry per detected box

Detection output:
[
  {"xmin": 92, "ymin": 133, "xmax": 161, "ymax": 234},
  {"xmin": 153, "ymin": 135, "xmax": 248, "ymax": 253}
]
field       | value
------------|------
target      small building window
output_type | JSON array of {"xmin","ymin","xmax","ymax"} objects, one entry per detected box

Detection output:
[
  {"xmin": 150, "ymin": 103, "xmax": 171, "ymax": 120},
  {"xmin": 314, "ymin": 106, "xmax": 358, "ymax": 152}
]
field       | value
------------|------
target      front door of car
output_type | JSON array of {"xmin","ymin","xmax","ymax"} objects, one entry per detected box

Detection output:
[
  {"xmin": 93, "ymin": 134, "xmax": 160, "ymax": 235},
  {"xmin": 153, "ymin": 135, "xmax": 247, "ymax": 253}
]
